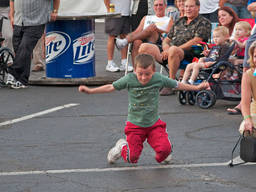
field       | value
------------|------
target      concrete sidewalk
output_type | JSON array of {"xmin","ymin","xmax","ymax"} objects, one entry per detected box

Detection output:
[{"xmin": 29, "ymin": 22, "xmax": 126, "ymax": 86}]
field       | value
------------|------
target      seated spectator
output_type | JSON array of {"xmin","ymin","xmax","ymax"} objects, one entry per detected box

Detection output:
[
  {"xmin": 230, "ymin": 21, "xmax": 251, "ymax": 68},
  {"xmin": 115, "ymin": 0, "xmax": 174, "ymax": 66},
  {"xmin": 138, "ymin": 0, "xmax": 211, "ymax": 95},
  {"xmin": 181, "ymin": 26, "xmax": 230, "ymax": 84},
  {"xmin": 130, "ymin": 0, "xmax": 154, "ymax": 31},
  {"xmin": 220, "ymin": 0, "xmax": 252, "ymax": 19},
  {"xmin": 167, "ymin": 0, "xmax": 185, "ymax": 21},
  {"xmin": 239, "ymin": 41, "xmax": 256, "ymax": 134},
  {"xmin": 199, "ymin": 0, "xmax": 220, "ymax": 23},
  {"xmin": 218, "ymin": 6, "xmax": 239, "ymax": 36}
]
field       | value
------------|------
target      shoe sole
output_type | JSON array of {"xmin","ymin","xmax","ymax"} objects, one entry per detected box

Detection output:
[{"xmin": 106, "ymin": 69, "xmax": 120, "ymax": 72}]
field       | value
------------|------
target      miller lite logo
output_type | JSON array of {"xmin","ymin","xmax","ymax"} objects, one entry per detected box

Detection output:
[
  {"xmin": 73, "ymin": 32, "xmax": 95, "ymax": 64},
  {"xmin": 45, "ymin": 31, "xmax": 71, "ymax": 63}
]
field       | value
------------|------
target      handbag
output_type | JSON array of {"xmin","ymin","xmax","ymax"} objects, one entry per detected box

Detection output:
[{"xmin": 229, "ymin": 129, "xmax": 256, "ymax": 167}]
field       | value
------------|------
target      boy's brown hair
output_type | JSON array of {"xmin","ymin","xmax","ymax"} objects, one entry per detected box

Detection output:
[{"xmin": 134, "ymin": 54, "xmax": 156, "ymax": 70}]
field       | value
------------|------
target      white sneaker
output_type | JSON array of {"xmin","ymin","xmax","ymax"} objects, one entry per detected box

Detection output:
[
  {"xmin": 115, "ymin": 38, "xmax": 128, "ymax": 50},
  {"xmin": 10, "ymin": 81, "xmax": 28, "ymax": 89},
  {"xmin": 162, "ymin": 154, "xmax": 172, "ymax": 164},
  {"xmin": 106, "ymin": 62, "xmax": 120, "ymax": 72},
  {"xmin": 120, "ymin": 62, "xmax": 133, "ymax": 72},
  {"xmin": 6, "ymin": 73, "xmax": 16, "ymax": 86},
  {"xmin": 107, "ymin": 138, "xmax": 127, "ymax": 164}
]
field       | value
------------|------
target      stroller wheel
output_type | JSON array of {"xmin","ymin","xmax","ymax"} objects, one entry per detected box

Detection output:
[
  {"xmin": 196, "ymin": 90, "xmax": 216, "ymax": 109},
  {"xmin": 178, "ymin": 90, "xmax": 187, "ymax": 105},
  {"xmin": 186, "ymin": 91, "xmax": 196, "ymax": 105}
]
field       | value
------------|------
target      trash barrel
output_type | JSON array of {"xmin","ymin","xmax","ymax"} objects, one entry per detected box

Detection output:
[{"xmin": 45, "ymin": 19, "xmax": 95, "ymax": 78}]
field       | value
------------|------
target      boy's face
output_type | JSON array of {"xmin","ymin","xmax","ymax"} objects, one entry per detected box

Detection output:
[
  {"xmin": 234, "ymin": 25, "xmax": 248, "ymax": 38},
  {"xmin": 134, "ymin": 65, "xmax": 155, "ymax": 85},
  {"xmin": 212, "ymin": 31, "xmax": 228, "ymax": 45}
]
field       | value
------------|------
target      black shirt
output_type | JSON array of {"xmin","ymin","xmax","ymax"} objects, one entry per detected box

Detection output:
[{"xmin": 0, "ymin": 0, "xmax": 9, "ymax": 8}]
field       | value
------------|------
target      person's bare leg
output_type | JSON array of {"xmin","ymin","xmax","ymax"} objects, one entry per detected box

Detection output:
[
  {"xmin": 128, "ymin": 25, "xmax": 159, "ymax": 43},
  {"xmin": 116, "ymin": 25, "xmax": 160, "ymax": 50},
  {"xmin": 106, "ymin": 35, "xmax": 119, "ymax": 72},
  {"xmin": 226, "ymin": 67, "xmax": 249, "ymax": 114},
  {"xmin": 107, "ymin": 35, "xmax": 115, "ymax": 61},
  {"xmin": 131, "ymin": 39, "xmax": 142, "ymax": 66},
  {"xmin": 189, "ymin": 62, "xmax": 204, "ymax": 82},
  {"xmin": 138, "ymin": 43, "xmax": 162, "ymax": 62},
  {"xmin": 167, "ymin": 46, "xmax": 184, "ymax": 79},
  {"xmin": 120, "ymin": 34, "xmax": 128, "ymax": 60},
  {"xmin": 182, "ymin": 63, "xmax": 194, "ymax": 83}
]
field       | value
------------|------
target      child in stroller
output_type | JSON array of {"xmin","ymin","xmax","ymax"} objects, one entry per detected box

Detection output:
[
  {"xmin": 178, "ymin": 27, "xmax": 243, "ymax": 108},
  {"xmin": 181, "ymin": 26, "xmax": 230, "ymax": 85}
]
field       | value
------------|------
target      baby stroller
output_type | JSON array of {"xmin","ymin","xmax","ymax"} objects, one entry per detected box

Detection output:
[
  {"xmin": 178, "ymin": 41, "xmax": 242, "ymax": 109},
  {"xmin": 0, "ymin": 16, "xmax": 14, "ymax": 87}
]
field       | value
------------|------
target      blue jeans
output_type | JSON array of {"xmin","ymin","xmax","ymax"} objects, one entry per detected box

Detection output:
[{"xmin": 224, "ymin": 3, "xmax": 252, "ymax": 19}]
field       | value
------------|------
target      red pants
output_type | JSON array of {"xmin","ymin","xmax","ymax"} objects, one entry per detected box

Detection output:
[{"xmin": 121, "ymin": 119, "xmax": 172, "ymax": 163}]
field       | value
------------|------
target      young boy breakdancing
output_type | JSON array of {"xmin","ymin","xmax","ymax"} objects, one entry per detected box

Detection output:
[{"xmin": 79, "ymin": 54, "xmax": 207, "ymax": 164}]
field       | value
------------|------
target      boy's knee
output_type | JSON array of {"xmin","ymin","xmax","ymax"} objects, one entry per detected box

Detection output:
[
  {"xmin": 155, "ymin": 144, "xmax": 172, "ymax": 163},
  {"xmin": 129, "ymin": 154, "xmax": 139, "ymax": 163}
]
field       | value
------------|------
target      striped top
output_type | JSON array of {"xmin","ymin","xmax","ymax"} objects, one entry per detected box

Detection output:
[{"xmin": 12, "ymin": 0, "xmax": 52, "ymax": 26}]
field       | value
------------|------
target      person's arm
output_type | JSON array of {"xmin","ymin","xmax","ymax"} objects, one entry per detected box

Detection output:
[
  {"xmin": 104, "ymin": 0, "xmax": 110, "ymax": 12},
  {"xmin": 161, "ymin": 36, "xmax": 171, "ymax": 60},
  {"xmin": 176, "ymin": 81, "xmax": 208, "ymax": 91},
  {"xmin": 9, "ymin": 0, "xmax": 14, "ymax": 27},
  {"xmin": 79, "ymin": 84, "xmax": 115, "ymax": 94},
  {"xmin": 203, "ymin": 61, "xmax": 215, "ymax": 68},
  {"xmin": 179, "ymin": 36, "xmax": 203, "ymax": 50},
  {"xmin": 247, "ymin": 2, "xmax": 256, "ymax": 12},
  {"xmin": 241, "ymin": 72, "xmax": 254, "ymax": 132},
  {"xmin": 219, "ymin": 0, "xmax": 227, "ymax": 7},
  {"xmin": 230, "ymin": 38, "xmax": 246, "ymax": 49},
  {"xmin": 50, "ymin": 0, "xmax": 60, "ymax": 21}
]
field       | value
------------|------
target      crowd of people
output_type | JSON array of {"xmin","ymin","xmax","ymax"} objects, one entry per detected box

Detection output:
[{"xmin": 95, "ymin": 0, "xmax": 256, "ymax": 164}]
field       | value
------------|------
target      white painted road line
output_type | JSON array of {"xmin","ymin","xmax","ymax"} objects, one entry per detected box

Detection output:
[
  {"xmin": 0, "ymin": 103, "xmax": 80, "ymax": 127},
  {"xmin": 0, "ymin": 162, "xmax": 230, "ymax": 176},
  {"xmin": 0, "ymin": 157, "xmax": 256, "ymax": 177}
]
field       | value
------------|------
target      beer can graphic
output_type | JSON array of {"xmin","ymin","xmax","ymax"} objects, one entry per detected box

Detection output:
[{"xmin": 46, "ymin": 19, "xmax": 95, "ymax": 78}]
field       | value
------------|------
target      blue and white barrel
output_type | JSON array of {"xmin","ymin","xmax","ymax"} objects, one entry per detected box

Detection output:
[{"xmin": 45, "ymin": 19, "xmax": 95, "ymax": 78}]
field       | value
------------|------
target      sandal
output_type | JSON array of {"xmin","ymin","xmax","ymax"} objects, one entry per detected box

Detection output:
[{"xmin": 227, "ymin": 107, "xmax": 241, "ymax": 115}]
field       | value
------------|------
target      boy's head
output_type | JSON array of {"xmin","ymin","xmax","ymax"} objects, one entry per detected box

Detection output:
[
  {"xmin": 234, "ymin": 21, "xmax": 251, "ymax": 38},
  {"xmin": 134, "ymin": 54, "xmax": 156, "ymax": 85},
  {"xmin": 212, "ymin": 26, "xmax": 229, "ymax": 45}
]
